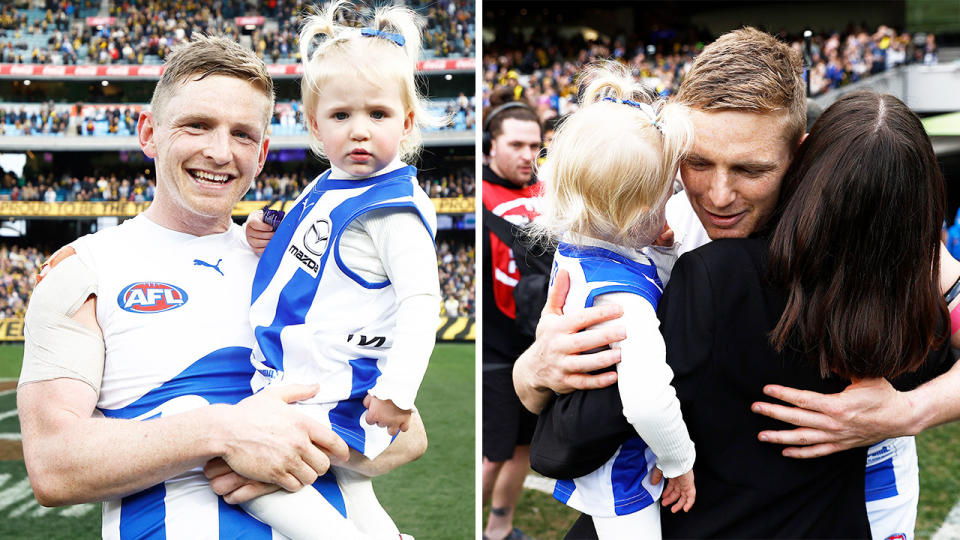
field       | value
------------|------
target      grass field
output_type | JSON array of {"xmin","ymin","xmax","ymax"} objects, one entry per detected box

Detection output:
[
  {"xmin": 509, "ymin": 419, "xmax": 960, "ymax": 539},
  {"xmin": 0, "ymin": 342, "xmax": 475, "ymax": 539}
]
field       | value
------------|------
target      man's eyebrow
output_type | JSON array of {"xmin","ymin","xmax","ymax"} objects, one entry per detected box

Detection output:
[
  {"xmin": 175, "ymin": 113, "xmax": 260, "ymax": 134},
  {"xmin": 734, "ymin": 161, "xmax": 779, "ymax": 172}
]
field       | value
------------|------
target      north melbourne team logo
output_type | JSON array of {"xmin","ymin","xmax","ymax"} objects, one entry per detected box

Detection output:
[
  {"xmin": 304, "ymin": 218, "xmax": 332, "ymax": 256},
  {"xmin": 117, "ymin": 282, "xmax": 188, "ymax": 313}
]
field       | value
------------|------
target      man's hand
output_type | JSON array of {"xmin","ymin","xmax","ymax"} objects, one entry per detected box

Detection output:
[
  {"xmin": 362, "ymin": 395, "xmax": 411, "ymax": 436},
  {"xmin": 751, "ymin": 378, "xmax": 915, "ymax": 458},
  {"xmin": 204, "ymin": 458, "xmax": 280, "ymax": 504},
  {"xmin": 245, "ymin": 210, "xmax": 274, "ymax": 255},
  {"xmin": 219, "ymin": 384, "xmax": 350, "ymax": 492},
  {"xmin": 513, "ymin": 269, "xmax": 626, "ymax": 413}
]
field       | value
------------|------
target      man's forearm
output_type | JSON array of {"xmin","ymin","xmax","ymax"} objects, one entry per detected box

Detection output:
[
  {"xmin": 908, "ymin": 359, "xmax": 960, "ymax": 434},
  {"xmin": 19, "ymin": 379, "xmax": 230, "ymax": 505},
  {"xmin": 21, "ymin": 379, "xmax": 343, "ymax": 507}
]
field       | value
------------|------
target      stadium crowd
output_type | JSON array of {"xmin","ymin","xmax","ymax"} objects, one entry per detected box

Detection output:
[
  {"xmin": 0, "ymin": 165, "xmax": 474, "ymax": 202},
  {"xmin": 0, "ymin": 243, "xmax": 45, "ymax": 319},
  {"xmin": 0, "ymin": 0, "xmax": 473, "ymax": 65},
  {"xmin": 437, "ymin": 237, "xmax": 474, "ymax": 317},
  {"xmin": 0, "ymin": 236, "xmax": 474, "ymax": 319},
  {"xmin": 483, "ymin": 23, "xmax": 941, "ymax": 120},
  {"xmin": 0, "ymin": 94, "xmax": 473, "ymax": 137}
]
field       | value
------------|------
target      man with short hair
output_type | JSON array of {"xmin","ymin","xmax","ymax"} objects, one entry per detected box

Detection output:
[
  {"xmin": 513, "ymin": 27, "xmax": 942, "ymax": 539},
  {"xmin": 18, "ymin": 35, "xmax": 425, "ymax": 538},
  {"xmin": 482, "ymin": 98, "xmax": 544, "ymax": 540}
]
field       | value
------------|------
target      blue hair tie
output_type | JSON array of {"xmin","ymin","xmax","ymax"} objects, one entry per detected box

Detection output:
[
  {"xmin": 601, "ymin": 97, "xmax": 662, "ymax": 132},
  {"xmin": 361, "ymin": 27, "xmax": 405, "ymax": 47}
]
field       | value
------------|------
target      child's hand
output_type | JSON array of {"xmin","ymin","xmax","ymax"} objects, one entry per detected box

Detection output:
[
  {"xmin": 245, "ymin": 210, "xmax": 275, "ymax": 255},
  {"xmin": 363, "ymin": 394, "xmax": 412, "ymax": 436},
  {"xmin": 660, "ymin": 468, "xmax": 696, "ymax": 513}
]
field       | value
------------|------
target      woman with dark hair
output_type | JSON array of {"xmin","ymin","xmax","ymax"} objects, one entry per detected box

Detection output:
[{"xmin": 651, "ymin": 91, "xmax": 956, "ymax": 538}]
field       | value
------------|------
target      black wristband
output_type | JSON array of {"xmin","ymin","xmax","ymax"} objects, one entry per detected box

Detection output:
[{"xmin": 945, "ymin": 274, "xmax": 960, "ymax": 304}]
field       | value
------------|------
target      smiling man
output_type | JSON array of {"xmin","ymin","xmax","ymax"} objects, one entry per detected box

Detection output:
[{"xmin": 17, "ymin": 35, "xmax": 426, "ymax": 539}]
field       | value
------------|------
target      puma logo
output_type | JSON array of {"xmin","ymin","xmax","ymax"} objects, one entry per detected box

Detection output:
[{"xmin": 193, "ymin": 258, "xmax": 224, "ymax": 276}]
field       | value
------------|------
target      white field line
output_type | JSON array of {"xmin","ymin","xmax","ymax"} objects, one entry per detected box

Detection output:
[
  {"xmin": 0, "ymin": 477, "xmax": 33, "ymax": 511},
  {"xmin": 524, "ymin": 473, "xmax": 555, "ymax": 495},
  {"xmin": 0, "ymin": 408, "xmax": 18, "ymax": 422},
  {"xmin": 0, "ymin": 388, "xmax": 16, "ymax": 398},
  {"xmin": 0, "ymin": 469, "xmax": 95, "ymax": 518},
  {"xmin": 933, "ymin": 498, "xmax": 960, "ymax": 540}
]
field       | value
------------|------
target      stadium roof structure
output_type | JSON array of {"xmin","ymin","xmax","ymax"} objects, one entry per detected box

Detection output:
[
  {"xmin": 923, "ymin": 111, "xmax": 960, "ymax": 156},
  {"xmin": 923, "ymin": 111, "xmax": 960, "ymax": 137}
]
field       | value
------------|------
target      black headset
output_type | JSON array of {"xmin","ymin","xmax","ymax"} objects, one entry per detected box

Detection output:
[{"xmin": 482, "ymin": 101, "xmax": 537, "ymax": 156}]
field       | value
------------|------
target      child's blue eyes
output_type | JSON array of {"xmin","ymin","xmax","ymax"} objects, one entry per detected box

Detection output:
[{"xmin": 332, "ymin": 111, "xmax": 388, "ymax": 120}]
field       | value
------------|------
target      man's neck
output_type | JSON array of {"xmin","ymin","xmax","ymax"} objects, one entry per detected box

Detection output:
[
  {"xmin": 142, "ymin": 200, "xmax": 230, "ymax": 237},
  {"xmin": 484, "ymin": 163, "xmax": 529, "ymax": 190}
]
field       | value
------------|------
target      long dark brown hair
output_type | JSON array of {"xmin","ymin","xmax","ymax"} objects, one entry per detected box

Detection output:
[{"xmin": 769, "ymin": 91, "xmax": 948, "ymax": 379}]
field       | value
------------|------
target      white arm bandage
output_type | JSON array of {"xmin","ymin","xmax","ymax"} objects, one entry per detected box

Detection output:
[{"xmin": 20, "ymin": 255, "xmax": 104, "ymax": 393}]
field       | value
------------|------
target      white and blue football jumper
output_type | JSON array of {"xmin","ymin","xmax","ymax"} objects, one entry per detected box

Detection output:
[
  {"xmin": 550, "ymin": 241, "xmax": 665, "ymax": 517},
  {"xmin": 865, "ymin": 436, "xmax": 919, "ymax": 540},
  {"xmin": 71, "ymin": 215, "xmax": 347, "ymax": 539},
  {"xmin": 249, "ymin": 165, "xmax": 436, "ymax": 459}
]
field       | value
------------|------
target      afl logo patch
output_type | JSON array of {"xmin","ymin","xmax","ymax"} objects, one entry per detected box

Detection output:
[
  {"xmin": 885, "ymin": 535, "xmax": 907, "ymax": 540},
  {"xmin": 304, "ymin": 218, "xmax": 331, "ymax": 256},
  {"xmin": 117, "ymin": 282, "xmax": 188, "ymax": 313}
]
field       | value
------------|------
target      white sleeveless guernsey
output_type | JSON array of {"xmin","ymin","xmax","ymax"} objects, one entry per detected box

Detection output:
[
  {"xmin": 550, "ymin": 241, "xmax": 666, "ymax": 517},
  {"xmin": 71, "ymin": 214, "xmax": 296, "ymax": 539}
]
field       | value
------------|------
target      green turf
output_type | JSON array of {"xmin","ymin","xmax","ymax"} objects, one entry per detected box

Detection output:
[
  {"xmin": 917, "ymin": 421, "xmax": 960, "ymax": 539},
  {"xmin": 494, "ymin": 485, "xmax": 579, "ymax": 540},
  {"xmin": 377, "ymin": 343, "xmax": 476, "ymax": 539},
  {"xmin": 0, "ymin": 344, "xmax": 23, "ymax": 379},
  {"xmin": 0, "ymin": 461, "xmax": 101, "ymax": 540},
  {"xmin": 0, "ymin": 391, "xmax": 18, "ymax": 434},
  {"xmin": 0, "ymin": 342, "xmax": 474, "ymax": 539}
]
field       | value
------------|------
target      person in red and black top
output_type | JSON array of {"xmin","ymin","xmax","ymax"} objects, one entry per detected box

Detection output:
[{"xmin": 481, "ymin": 97, "xmax": 546, "ymax": 540}]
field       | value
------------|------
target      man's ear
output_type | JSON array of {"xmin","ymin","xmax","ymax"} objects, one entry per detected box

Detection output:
[
  {"xmin": 256, "ymin": 133, "xmax": 270, "ymax": 176},
  {"xmin": 137, "ymin": 111, "xmax": 158, "ymax": 158}
]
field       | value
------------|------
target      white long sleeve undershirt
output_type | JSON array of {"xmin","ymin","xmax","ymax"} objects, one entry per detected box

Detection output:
[{"xmin": 328, "ymin": 159, "xmax": 441, "ymax": 411}]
